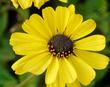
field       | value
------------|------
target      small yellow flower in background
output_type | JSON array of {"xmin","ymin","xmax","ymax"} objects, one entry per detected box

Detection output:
[
  {"xmin": 10, "ymin": 5, "xmax": 109, "ymax": 87},
  {"xmin": 11, "ymin": 0, "xmax": 68, "ymax": 9},
  {"xmin": 59, "ymin": 0, "xmax": 68, "ymax": 3},
  {"xmin": 11, "ymin": 0, "xmax": 49, "ymax": 9}
]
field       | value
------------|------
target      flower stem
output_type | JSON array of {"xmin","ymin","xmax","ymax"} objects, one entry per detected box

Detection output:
[{"xmin": 14, "ymin": 74, "xmax": 35, "ymax": 87}]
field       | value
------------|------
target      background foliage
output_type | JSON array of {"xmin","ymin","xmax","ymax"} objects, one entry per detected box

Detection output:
[{"xmin": 0, "ymin": 0, "xmax": 110, "ymax": 87}]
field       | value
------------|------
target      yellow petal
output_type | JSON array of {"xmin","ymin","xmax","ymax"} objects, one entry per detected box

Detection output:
[
  {"xmin": 74, "ymin": 49, "xmax": 109, "ymax": 69},
  {"xmin": 67, "ymin": 80, "xmax": 81, "ymax": 87},
  {"xmin": 10, "ymin": 32, "xmax": 48, "ymax": 55},
  {"xmin": 11, "ymin": 0, "xmax": 19, "ymax": 8},
  {"xmin": 56, "ymin": 6, "xmax": 70, "ymax": 33},
  {"xmin": 65, "ymin": 14, "xmax": 83, "ymax": 37},
  {"xmin": 22, "ymin": 20, "xmax": 47, "ymax": 40},
  {"xmin": 69, "ymin": 55, "xmax": 96, "ymax": 85},
  {"xmin": 68, "ymin": 5, "xmax": 75, "ymax": 17},
  {"xmin": 46, "ymin": 74, "xmax": 65, "ymax": 87},
  {"xmin": 34, "ymin": 0, "xmax": 49, "ymax": 9},
  {"xmin": 30, "ymin": 56, "xmax": 53, "ymax": 75},
  {"xmin": 28, "ymin": 14, "xmax": 52, "ymax": 40},
  {"xmin": 74, "ymin": 35, "xmax": 105, "ymax": 51},
  {"xmin": 15, "ymin": 68, "xmax": 27, "ymax": 74},
  {"xmin": 18, "ymin": 0, "xmax": 33, "ymax": 9},
  {"xmin": 42, "ymin": 7, "xmax": 57, "ymax": 35},
  {"xmin": 46, "ymin": 57, "xmax": 59, "ymax": 84},
  {"xmin": 71, "ymin": 19, "xmax": 96, "ymax": 40},
  {"xmin": 11, "ymin": 54, "xmax": 38, "ymax": 74},
  {"xmin": 22, "ymin": 14, "xmax": 52, "ymax": 40},
  {"xmin": 23, "ymin": 52, "xmax": 52, "ymax": 75},
  {"xmin": 59, "ymin": 0, "xmax": 68, "ymax": 3},
  {"xmin": 59, "ymin": 58, "xmax": 77, "ymax": 83}
]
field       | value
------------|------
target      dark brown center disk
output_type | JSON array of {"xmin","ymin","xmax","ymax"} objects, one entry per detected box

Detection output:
[{"xmin": 48, "ymin": 34, "xmax": 73, "ymax": 58}]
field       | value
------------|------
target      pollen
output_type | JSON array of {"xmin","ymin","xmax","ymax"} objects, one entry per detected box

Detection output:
[{"xmin": 48, "ymin": 34, "xmax": 73, "ymax": 58}]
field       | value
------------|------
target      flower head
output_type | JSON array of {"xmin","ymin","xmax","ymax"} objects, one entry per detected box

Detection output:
[
  {"xmin": 11, "ymin": 0, "xmax": 68, "ymax": 9},
  {"xmin": 11, "ymin": 0, "xmax": 49, "ymax": 9},
  {"xmin": 10, "ymin": 5, "xmax": 109, "ymax": 87}
]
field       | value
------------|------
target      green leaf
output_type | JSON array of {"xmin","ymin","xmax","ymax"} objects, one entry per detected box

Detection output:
[
  {"xmin": 17, "ymin": 74, "xmax": 39, "ymax": 87},
  {"xmin": 0, "ymin": 37, "xmax": 15, "ymax": 61},
  {"xmin": 0, "ymin": 11, "xmax": 8, "ymax": 36},
  {"xmin": 17, "ymin": 9, "xmax": 29, "ymax": 20},
  {"xmin": 0, "ymin": 66, "xmax": 17, "ymax": 87},
  {"xmin": 68, "ymin": 0, "xmax": 79, "ymax": 4}
]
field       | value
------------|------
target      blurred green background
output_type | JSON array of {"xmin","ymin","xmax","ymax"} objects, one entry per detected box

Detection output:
[{"xmin": 0, "ymin": 0, "xmax": 110, "ymax": 87}]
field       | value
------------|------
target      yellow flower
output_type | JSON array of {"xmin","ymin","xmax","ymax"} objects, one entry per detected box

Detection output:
[
  {"xmin": 10, "ymin": 5, "xmax": 109, "ymax": 87},
  {"xmin": 11, "ymin": 0, "xmax": 68, "ymax": 9},
  {"xmin": 11, "ymin": 0, "xmax": 49, "ymax": 9},
  {"xmin": 59, "ymin": 0, "xmax": 68, "ymax": 3}
]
